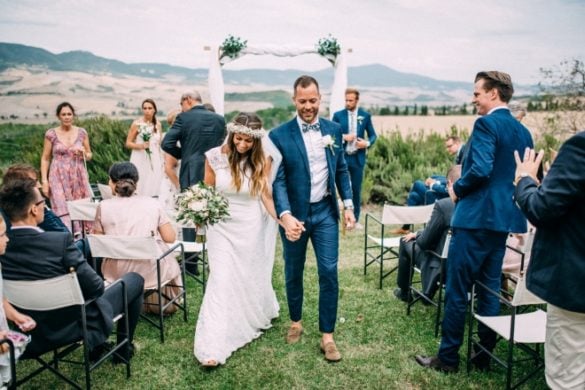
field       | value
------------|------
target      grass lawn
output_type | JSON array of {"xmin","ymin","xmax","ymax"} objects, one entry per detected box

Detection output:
[{"xmin": 15, "ymin": 206, "xmax": 548, "ymax": 389}]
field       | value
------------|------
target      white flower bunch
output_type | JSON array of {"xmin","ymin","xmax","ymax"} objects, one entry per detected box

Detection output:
[
  {"xmin": 322, "ymin": 134, "xmax": 336, "ymax": 155},
  {"xmin": 175, "ymin": 182, "xmax": 230, "ymax": 228}
]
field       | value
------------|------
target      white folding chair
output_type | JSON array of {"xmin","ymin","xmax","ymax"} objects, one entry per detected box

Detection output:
[
  {"xmin": 97, "ymin": 184, "xmax": 113, "ymax": 200},
  {"xmin": 407, "ymin": 230, "xmax": 451, "ymax": 337},
  {"xmin": 467, "ymin": 272, "xmax": 546, "ymax": 389},
  {"xmin": 87, "ymin": 234, "xmax": 187, "ymax": 343},
  {"xmin": 66, "ymin": 198, "xmax": 99, "ymax": 237},
  {"xmin": 3, "ymin": 272, "xmax": 130, "ymax": 389},
  {"xmin": 364, "ymin": 204, "xmax": 434, "ymax": 289}
]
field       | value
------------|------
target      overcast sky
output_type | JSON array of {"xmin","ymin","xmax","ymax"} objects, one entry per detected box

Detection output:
[{"xmin": 1, "ymin": 0, "xmax": 583, "ymax": 85}]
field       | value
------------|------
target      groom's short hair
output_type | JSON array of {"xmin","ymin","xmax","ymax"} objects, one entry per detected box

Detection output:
[{"xmin": 293, "ymin": 75, "xmax": 319, "ymax": 94}]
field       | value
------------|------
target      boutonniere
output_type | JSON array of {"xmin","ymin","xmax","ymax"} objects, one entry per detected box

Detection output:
[
  {"xmin": 357, "ymin": 115, "xmax": 364, "ymax": 125},
  {"xmin": 322, "ymin": 134, "xmax": 336, "ymax": 155}
]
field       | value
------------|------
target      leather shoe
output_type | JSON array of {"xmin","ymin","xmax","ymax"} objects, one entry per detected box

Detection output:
[
  {"xmin": 285, "ymin": 324, "xmax": 303, "ymax": 344},
  {"xmin": 415, "ymin": 355, "xmax": 458, "ymax": 373},
  {"xmin": 320, "ymin": 340, "xmax": 341, "ymax": 362},
  {"xmin": 393, "ymin": 288, "xmax": 412, "ymax": 303},
  {"xmin": 390, "ymin": 227, "xmax": 410, "ymax": 235},
  {"xmin": 470, "ymin": 350, "xmax": 491, "ymax": 372}
]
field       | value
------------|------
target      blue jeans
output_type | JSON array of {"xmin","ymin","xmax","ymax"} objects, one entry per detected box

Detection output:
[
  {"xmin": 346, "ymin": 154, "xmax": 364, "ymax": 221},
  {"xmin": 438, "ymin": 228, "xmax": 507, "ymax": 366},
  {"xmin": 281, "ymin": 197, "xmax": 339, "ymax": 333}
]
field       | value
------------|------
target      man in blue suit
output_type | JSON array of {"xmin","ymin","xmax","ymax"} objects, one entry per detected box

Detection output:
[
  {"xmin": 269, "ymin": 75, "xmax": 355, "ymax": 362},
  {"xmin": 332, "ymin": 88, "xmax": 377, "ymax": 228},
  {"xmin": 416, "ymin": 71, "xmax": 534, "ymax": 372}
]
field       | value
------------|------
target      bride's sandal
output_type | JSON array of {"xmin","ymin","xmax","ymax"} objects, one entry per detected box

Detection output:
[{"xmin": 201, "ymin": 359, "xmax": 218, "ymax": 368}]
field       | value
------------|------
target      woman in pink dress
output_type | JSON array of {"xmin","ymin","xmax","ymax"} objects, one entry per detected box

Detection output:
[
  {"xmin": 40, "ymin": 102, "xmax": 93, "ymax": 234},
  {"xmin": 93, "ymin": 162, "xmax": 182, "ymax": 314}
]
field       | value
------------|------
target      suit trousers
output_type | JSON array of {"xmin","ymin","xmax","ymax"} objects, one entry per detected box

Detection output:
[
  {"xmin": 281, "ymin": 197, "xmax": 339, "ymax": 333},
  {"xmin": 438, "ymin": 227, "xmax": 507, "ymax": 366},
  {"xmin": 396, "ymin": 239, "xmax": 420, "ymax": 293},
  {"xmin": 545, "ymin": 304, "xmax": 585, "ymax": 390},
  {"xmin": 346, "ymin": 154, "xmax": 364, "ymax": 221},
  {"xmin": 103, "ymin": 272, "xmax": 144, "ymax": 356}
]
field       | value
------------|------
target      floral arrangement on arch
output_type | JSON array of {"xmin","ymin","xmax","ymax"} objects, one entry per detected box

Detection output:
[
  {"xmin": 175, "ymin": 182, "xmax": 230, "ymax": 230},
  {"xmin": 316, "ymin": 35, "xmax": 341, "ymax": 65},
  {"xmin": 220, "ymin": 35, "xmax": 248, "ymax": 62}
]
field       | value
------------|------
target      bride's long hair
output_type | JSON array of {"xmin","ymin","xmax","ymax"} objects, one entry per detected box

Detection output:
[{"xmin": 226, "ymin": 112, "xmax": 268, "ymax": 197}]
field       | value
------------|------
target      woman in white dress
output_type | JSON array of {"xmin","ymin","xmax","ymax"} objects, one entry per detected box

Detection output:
[
  {"xmin": 126, "ymin": 98, "xmax": 164, "ymax": 197},
  {"xmin": 194, "ymin": 112, "xmax": 280, "ymax": 367}
]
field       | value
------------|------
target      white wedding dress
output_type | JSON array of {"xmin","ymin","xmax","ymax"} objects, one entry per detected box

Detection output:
[{"xmin": 194, "ymin": 145, "xmax": 279, "ymax": 365}]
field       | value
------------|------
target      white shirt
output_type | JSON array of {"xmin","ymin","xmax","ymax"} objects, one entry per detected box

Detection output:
[
  {"xmin": 346, "ymin": 109, "xmax": 358, "ymax": 153},
  {"xmin": 296, "ymin": 116, "xmax": 329, "ymax": 203}
]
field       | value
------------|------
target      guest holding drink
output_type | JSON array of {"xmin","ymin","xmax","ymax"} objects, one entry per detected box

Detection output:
[
  {"xmin": 40, "ymin": 102, "xmax": 93, "ymax": 234},
  {"xmin": 126, "ymin": 99, "xmax": 164, "ymax": 197}
]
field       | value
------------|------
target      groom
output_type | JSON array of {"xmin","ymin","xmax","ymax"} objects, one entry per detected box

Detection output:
[{"xmin": 269, "ymin": 75, "xmax": 355, "ymax": 362}]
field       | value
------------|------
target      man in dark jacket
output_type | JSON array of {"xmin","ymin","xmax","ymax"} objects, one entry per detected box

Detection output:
[
  {"xmin": 394, "ymin": 165, "xmax": 460, "ymax": 302},
  {"xmin": 514, "ymin": 132, "xmax": 585, "ymax": 389},
  {"xmin": 0, "ymin": 178, "xmax": 144, "ymax": 361}
]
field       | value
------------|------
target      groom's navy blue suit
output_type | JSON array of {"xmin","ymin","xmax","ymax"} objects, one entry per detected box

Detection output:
[{"xmin": 269, "ymin": 117, "xmax": 353, "ymax": 333}]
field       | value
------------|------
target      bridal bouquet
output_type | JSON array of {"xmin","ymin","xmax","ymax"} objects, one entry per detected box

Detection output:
[
  {"xmin": 138, "ymin": 124, "xmax": 153, "ymax": 169},
  {"xmin": 175, "ymin": 182, "xmax": 230, "ymax": 241}
]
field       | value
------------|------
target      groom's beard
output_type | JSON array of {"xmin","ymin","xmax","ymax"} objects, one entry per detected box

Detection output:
[{"xmin": 299, "ymin": 107, "xmax": 318, "ymax": 123}]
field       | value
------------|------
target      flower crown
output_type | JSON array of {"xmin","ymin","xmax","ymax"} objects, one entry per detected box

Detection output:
[{"xmin": 226, "ymin": 122, "xmax": 266, "ymax": 139}]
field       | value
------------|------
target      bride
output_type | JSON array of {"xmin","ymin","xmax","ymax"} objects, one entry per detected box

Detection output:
[{"xmin": 194, "ymin": 112, "xmax": 280, "ymax": 367}]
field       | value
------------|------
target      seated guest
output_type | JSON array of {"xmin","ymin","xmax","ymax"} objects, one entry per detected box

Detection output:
[
  {"xmin": 393, "ymin": 137, "xmax": 465, "ymax": 234},
  {"xmin": 0, "ymin": 214, "xmax": 37, "ymax": 383},
  {"xmin": 93, "ymin": 162, "xmax": 182, "ymax": 314},
  {"xmin": 0, "ymin": 164, "xmax": 91, "ymax": 260},
  {"xmin": 0, "ymin": 178, "xmax": 143, "ymax": 361},
  {"xmin": 394, "ymin": 165, "xmax": 461, "ymax": 302}
]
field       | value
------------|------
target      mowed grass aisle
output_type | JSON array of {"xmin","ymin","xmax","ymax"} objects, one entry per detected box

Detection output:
[{"xmin": 17, "ymin": 207, "xmax": 548, "ymax": 389}]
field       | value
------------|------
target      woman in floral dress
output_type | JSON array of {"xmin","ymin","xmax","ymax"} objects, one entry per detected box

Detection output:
[
  {"xmin": 126, "ymin": 98, "xmax": 164, "ymax": 197},
  {"xmin": 40, "ymin": 102, "xmax": 93, "ymax": 233}
]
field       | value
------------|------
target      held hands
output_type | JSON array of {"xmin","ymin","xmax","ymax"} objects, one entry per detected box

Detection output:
[
  {"xmin": 354, "ymin": 138, "xmax": 368, "ymax": 149},
  {"xmin": 514, "ymin": 147, "xmax": 545, "ymax": 185},
  {"xmin": 282, "ymin": 214, "xmax": 305, "ymax": 242}
]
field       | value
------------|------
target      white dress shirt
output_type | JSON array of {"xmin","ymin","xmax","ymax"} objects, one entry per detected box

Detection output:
[{"xmin": 296, "ymin": 117, "xmax": 329, "ymax": 203}]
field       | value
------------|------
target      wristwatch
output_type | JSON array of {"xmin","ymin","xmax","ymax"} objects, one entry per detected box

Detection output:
[{"xmin": 344, "ymin": 205, "xmax": 354, "ymax": 210}]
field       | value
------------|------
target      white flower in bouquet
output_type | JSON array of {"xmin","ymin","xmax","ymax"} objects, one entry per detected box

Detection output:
[
  {"xmin": 138, "ymin": 124, "xmax": 153, "ymax": 169},
  {"xmin": 175, "ymin": 182, "xmax": 230, "ymax": 229}
]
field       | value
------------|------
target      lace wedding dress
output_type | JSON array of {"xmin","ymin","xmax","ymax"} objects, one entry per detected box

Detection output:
[{"xmin": 194, "ymin": 145, "xmax": 279, "ymax": 365}]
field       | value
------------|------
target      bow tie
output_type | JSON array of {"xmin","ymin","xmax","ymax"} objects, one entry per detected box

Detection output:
[{"xmin": 301, "ymin": 122, "xmax": 321, "ymax": 133}]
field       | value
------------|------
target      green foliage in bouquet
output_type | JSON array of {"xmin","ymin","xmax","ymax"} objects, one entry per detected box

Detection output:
[
  {"xmin": 316, "ymin": 34, "xmax": 341, "ymax": 64},
  {"xmin": 175, "ymin": 182, "xmax": 230, "ymax": 227},
  {"xmin": 220, "ymin": 35, "xmax": 248, "ymax": 60}
]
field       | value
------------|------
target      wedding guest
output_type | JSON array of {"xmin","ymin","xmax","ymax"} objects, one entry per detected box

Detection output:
[
  {"xmin": 159, "ymin": 109, "xmax": 181, "ymax": 212},
  {"xmin": 0, "ymin": 215, "xmax": 37, "ymax": 383},
  {"xmin": 332, "ymin": 87, "xmax": 377, "ymax": 228},
  {"xmin": 40, "ymin": 102, "xmax": 93, "ymax": 234},
  {"xmin": 93, "ymin": 162, "xmax": 182, "ymax": 314},
  {"xmin": 194, "ymin": 112, "xmax": 280, "ymax": 367},
  {"xmin": 203, "ymin": 103, "xmax": 216, "ymax": 112},
  {"xmin": 1, "ymin": 164, "xmax": 91, "ymax": 259},
  {"xmin": 0, "ymin": 178, "xmax": 143, "ymax": 362},
  {"xmin": 514, "ymin": 134, "xmax": 585, "ymax": 389},
  {"xmin": 162, "ymin": 91, "xmax": 225, "ymax": 243},
  {"xmin": 416, "ymin": 71, "xmax": 534, "ymax": 373},
  {"xmin": 126, "ymin": 98, "xmax": 164, "ymax": 197},
  {"xmin": 269, "ymin": 75, "xmax": 355, "ymax": 362}
]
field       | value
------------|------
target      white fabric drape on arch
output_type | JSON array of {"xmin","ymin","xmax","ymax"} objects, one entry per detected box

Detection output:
[{"xmin": 208, "ymin": 44, "xmax": 348, "ymax": 118}]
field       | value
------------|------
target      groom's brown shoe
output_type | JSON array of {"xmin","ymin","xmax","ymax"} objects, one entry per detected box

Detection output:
[
  {"xmin": 320, "ymin": 340, "xmax": 342, "ymax": 362},
  {"xmin": 286, "ymin": 324, "xmax": 303, "ymax": 344}
]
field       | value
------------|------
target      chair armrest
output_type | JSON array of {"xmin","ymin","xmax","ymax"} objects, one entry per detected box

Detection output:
[{"xmin": 157, "ymin": 242, "xmax": 184, "ymax": 262}]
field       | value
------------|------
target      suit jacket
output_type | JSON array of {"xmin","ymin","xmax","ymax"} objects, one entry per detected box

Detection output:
[
  {"xmin": 0, "ymin": 228, "xmax": 113, "ymax": 356},
  {"xmin": 515, "ymin": 131, "xmax": 585, "ymax": 313},
  {"xmin": 331, "ymin": 108, "xmax": 377, "ymax": 166},
  {"xmin": 412, "ymin": 197, "xmax": 454, "ymax": 296},
  {"xmin": 269, "ymin": 117, "xmax": 353, "ymax": 221},
  {"xmin": 161, "ymin": 105, "xmax": 226, "ymax": 190},
  {"xmin": 1, "ymin": 207, "xmax": 69, "ymax": 233},
  {"xmin": 452, "ymin": 108, "xmax": 533, "ymax": 233}
]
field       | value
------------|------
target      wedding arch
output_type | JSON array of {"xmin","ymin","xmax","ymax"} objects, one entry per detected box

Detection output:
[{"xmin": 208, "ymin": 35, "xmax": 348, "ymax": 117}]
